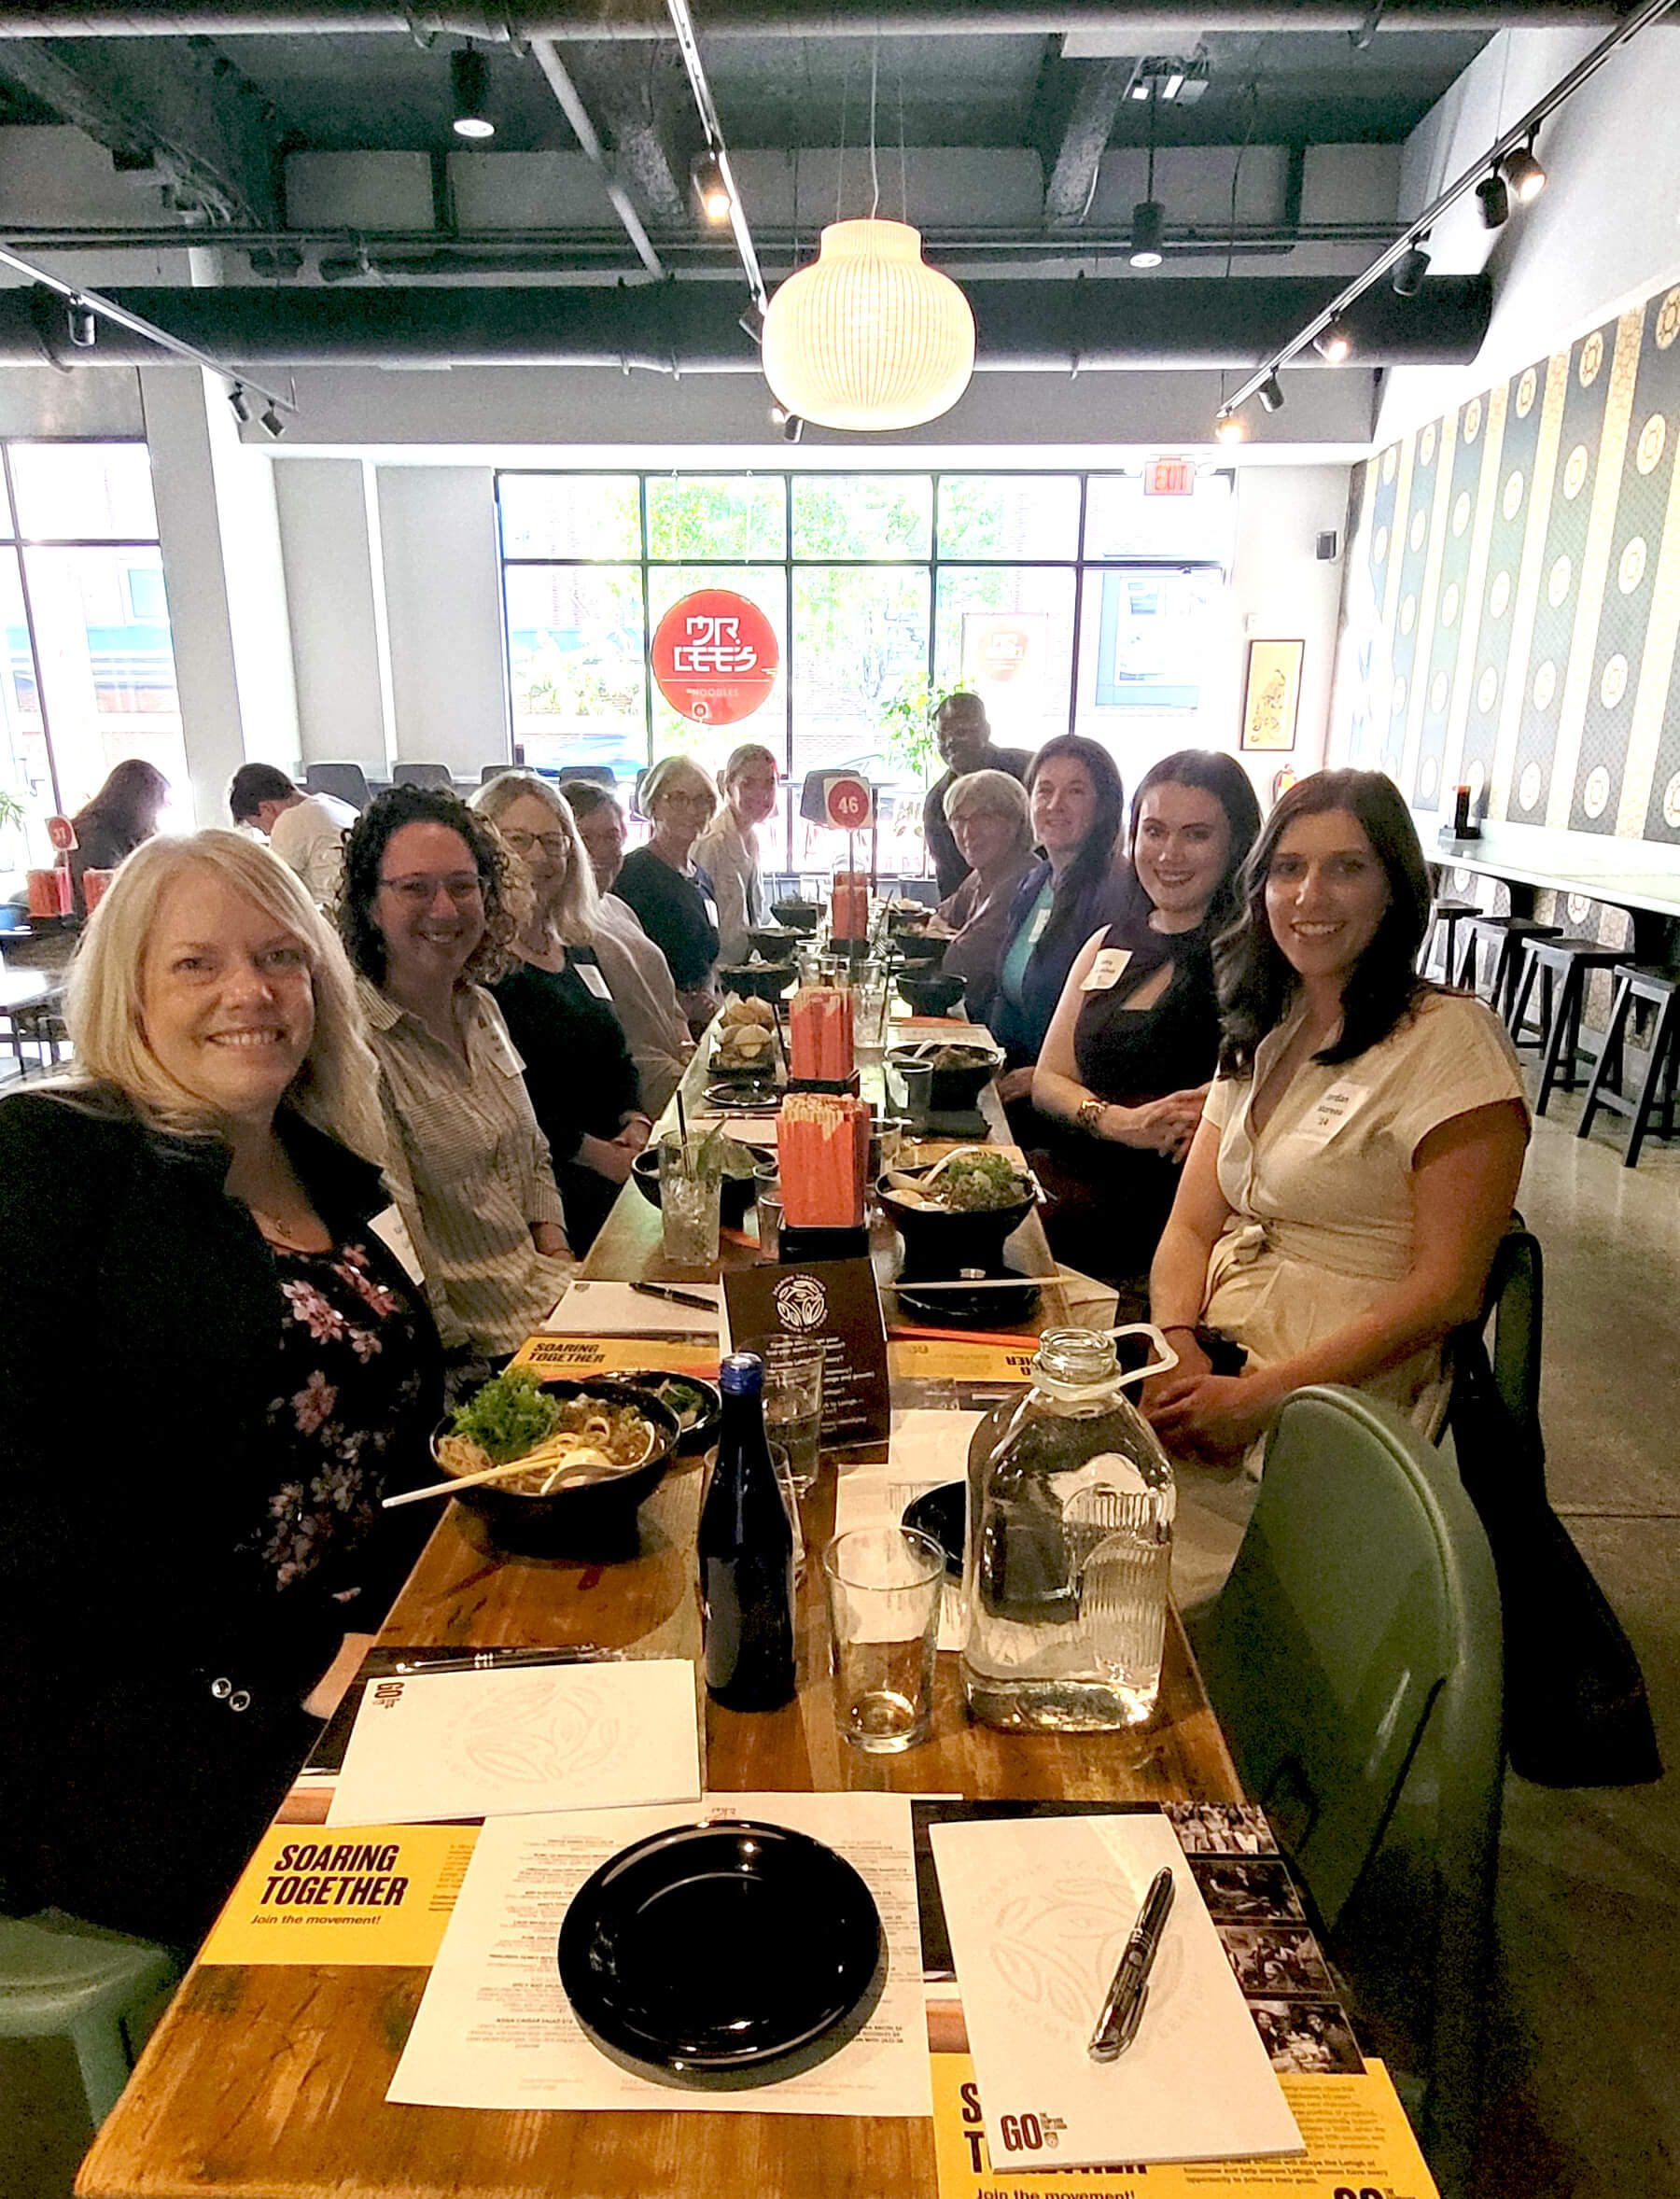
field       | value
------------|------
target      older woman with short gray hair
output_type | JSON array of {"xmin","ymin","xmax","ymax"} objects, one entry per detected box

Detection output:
[{"xmin": 934, "ymin": 767, "xmax": 1037, "ymax": 1026}]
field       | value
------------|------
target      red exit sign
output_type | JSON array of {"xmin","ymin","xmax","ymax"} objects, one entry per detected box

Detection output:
[{"xmin": 1144, "ymin": 456, "xmax": 1197, "ymax": 497}]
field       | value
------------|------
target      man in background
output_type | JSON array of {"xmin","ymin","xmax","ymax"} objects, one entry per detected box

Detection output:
[
  {"xmin": 921, "ymin": 692, "xmax": 1034, "ymax": 898},
  {"xmin": 228, "ymin": 763, "xmax": 357, "ymax": 906}
]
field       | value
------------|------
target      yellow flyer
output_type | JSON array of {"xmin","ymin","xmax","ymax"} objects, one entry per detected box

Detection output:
[
  {"xmin": 930, "ymin": 2053, "xmax": 1439, "ymax": 2199},
  {"xmin": 200, "ymin": 1822, "xmax": 480, "ymax": 1968},
  {"xmin": 889, "ymin": 1337, "xmax": 1039, "ymax": 1384},
  {"xmin": 511, "ymin": 1334, "xmax": 720, "ymax": 1379}
]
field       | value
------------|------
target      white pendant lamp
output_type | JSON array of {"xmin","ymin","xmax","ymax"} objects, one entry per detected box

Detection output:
[{"xmin": 762, "ymin": 217, "xmax": 976, "ymax": 432}]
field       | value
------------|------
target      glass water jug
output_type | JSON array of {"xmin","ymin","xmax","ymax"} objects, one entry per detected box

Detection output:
[{"xmin": 960, "ymin": 1325, "xmax": 1178, "ymax": 1732}]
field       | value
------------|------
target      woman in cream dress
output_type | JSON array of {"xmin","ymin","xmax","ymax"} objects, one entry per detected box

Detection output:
[{"xmin": 1144, "ymin": 771, "xmax": 1529, "ymax": 1592}]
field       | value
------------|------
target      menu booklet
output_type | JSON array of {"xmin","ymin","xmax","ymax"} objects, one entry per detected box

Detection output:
[{"xmin": 929, "ymin": 1813, "xmax": 1303, "ymax": 2170}]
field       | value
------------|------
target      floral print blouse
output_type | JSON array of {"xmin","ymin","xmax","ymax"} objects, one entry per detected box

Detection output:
[{"xmin": 249, "ymin": 1237, "xmax": 433, "ymax": 1607}]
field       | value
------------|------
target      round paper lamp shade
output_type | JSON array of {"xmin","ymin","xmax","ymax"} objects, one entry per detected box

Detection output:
[{"xmin": 762, "ymin": 218, "xmax": 976, "ymax": 432}]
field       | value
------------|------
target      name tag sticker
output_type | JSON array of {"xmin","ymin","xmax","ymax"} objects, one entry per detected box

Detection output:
[
  {"xmin": 1028, "ymin": 903, "xmax": 1053, "ymax": 945},
  {"xmin": 1300, "ymin": 1080, "xmax": 1370, "ymax": 1141},
  {"xmin": 485, "ymin": 1025, "xmax": 525, "ymax": 1079},
  {"xmin": 1082, "ymin": 946, "xmax": 1133, "ymax": 992},
  {"xmin": 702, "ymin": 896, "xmax": 720, "ymax": 927},
  {"xmin": 368, "ymin": 1205, "xmax": 425, "ymax": 1286},
  {"xmin": 578, "ymin": 961, "xmax": 611, "ymax": 1001}
]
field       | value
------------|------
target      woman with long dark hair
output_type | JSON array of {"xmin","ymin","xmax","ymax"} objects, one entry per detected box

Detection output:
[
  {"xmin": 990, "ymin": 735, "xmax": 1127, "ymax": 1102},
  {"xmin": 68, "ymin": 756, "xmax": 170, "ymax": 911},
  {"xmin": 1143, "ymin": 770, "xmax": 1528, "ymax": 1492},
  {"xmin": 1030, "ymin": 750, "xmax": 1262, "ymax": 1293}
]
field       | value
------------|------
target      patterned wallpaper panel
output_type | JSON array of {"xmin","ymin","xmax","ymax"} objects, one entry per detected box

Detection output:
[{"xmin": 1332, "ymin": 273, "xmax": 1680, "ymax": 846}]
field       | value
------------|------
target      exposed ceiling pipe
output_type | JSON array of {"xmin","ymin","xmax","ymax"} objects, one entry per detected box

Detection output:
[
  {"xmin": 527, "ymin": 40, "xmax": 664, "ymax": 281},
  {"xmin": 0, "ymin": 3, "xmax": 1646, "ymax": 35},
  {"xmin": 0, "ymin": 273, "xmax": 1490, "ymax": 372}
]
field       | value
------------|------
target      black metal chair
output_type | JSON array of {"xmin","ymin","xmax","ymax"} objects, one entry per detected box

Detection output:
[
  {"xmin": 303, "ymin": 762, "xmax": 371, "ymax": 811},
  {"xmin": 392, "ymin": 762, "xmax": 455, "ymax": 791}
]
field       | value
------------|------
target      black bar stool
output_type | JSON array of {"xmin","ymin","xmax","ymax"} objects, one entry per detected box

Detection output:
[
  {"xmin": 1457, "ymin": 914, "xmax": 1561, "ymax": 1021},
  {"xmin": 1506, "ymin": 936, "xmax": 1630, "ymax": 1113},
  {"xmin": 1421, "ymin": 898, "xmax": 1479, "ymax": 983},
  {"xmin": 1577, "ymin": 964, "xmax": 1680, "ymax": 1166}
]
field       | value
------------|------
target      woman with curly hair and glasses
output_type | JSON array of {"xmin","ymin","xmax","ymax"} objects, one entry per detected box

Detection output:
[
  {"xmin": 338, "ymin": 785, "xmax": 571, "ymax": 1365},
  {"xmin": 1141, "ymin": 772, "xmax": 1528, "ymax": 1595}
]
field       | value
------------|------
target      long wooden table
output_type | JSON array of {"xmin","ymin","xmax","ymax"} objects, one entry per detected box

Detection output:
[{"xmin": 77, "ymin": 1026, "xmax": 1239, "ymax": 2199}]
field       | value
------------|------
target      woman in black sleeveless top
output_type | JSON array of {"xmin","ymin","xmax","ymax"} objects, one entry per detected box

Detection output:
[{"xmin": 1031, "ymin": 752, "xmax": 1261, "ymax": 1296}]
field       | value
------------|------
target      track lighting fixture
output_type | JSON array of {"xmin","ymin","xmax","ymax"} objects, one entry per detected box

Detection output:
[
  {"xmin": 66, "ymin": 295, "xmax": 96, "ymax": 348},
  {"xmin": 450, "ymin": 48, "xmax": 495, "ymax": 140},
  {"xmin": 1257, "ymin": 372, "xmax": 1284, "ymax": 414},
  {"xmin": 259, "ymin": 404, "xmax": 286, "ymax": 440},
  {"xmin": 1392, "ymin": 238, "xmax": 1432, "ymax": 298},
  {"xmin": 1477, "ymin": 170, "xmax": 1509, "ymax": 230},
  {"xmin": 1313, "ymin": 316, "xmax": 1353, "ymax": 363},
  {"xmin": 1501, "ymin": 135, "xmax": 1547, "ymax": 205},
  {"xmin": 1128, "ymin": 201, "xmax": 1165, "ymax": 270},
  {"xmin": 228, "ymin": 385, "xmax": 253, "ymax": 424},
  {"xmin": 774, "ymin": 404, "xmax": 804, "ymax": 443},
  {"xmin": 738, "ymin": 300, "xmax": 765, "ymax": 344},
  {"xmin": 1214, "ymin": 412, "xmax": 1247, "ymax": 445},
  {"xmin": 692, "ymin": 149, "xmax": 733, "ymax": 224}
]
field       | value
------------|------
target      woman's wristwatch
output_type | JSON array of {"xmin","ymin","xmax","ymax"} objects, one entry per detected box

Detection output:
[{"xmin": 1075, "ymin": 1096, "xmax": 1107, "ymax": 1136}]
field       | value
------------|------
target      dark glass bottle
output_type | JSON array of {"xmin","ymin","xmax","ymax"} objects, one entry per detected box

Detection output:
[{"xmin": 699, "ymin": 1352, "xmax": 796, "ymax": 1711}]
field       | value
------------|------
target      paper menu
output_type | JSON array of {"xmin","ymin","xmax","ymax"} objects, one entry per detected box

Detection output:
[
  {"xmin": 326, "ymin": 1659, "xmax": 702, "ymax": 1828},
  {"xmin": 833, "ymin": 1410, "xmax": 984, "ymax": 1650},
  {"xmin": 543, "ymin": 1280, "xmax": 721, "ymax": 1337},
  {"xmin": 929, "ymin": 1814, "xmax": 1303, "ymax": 2170},
  {"xmin": 386, "ymin": 1791, "xmax": 933, "ymax": 2119}
]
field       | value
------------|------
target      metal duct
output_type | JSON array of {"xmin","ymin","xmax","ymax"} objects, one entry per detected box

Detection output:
[
  {"xmin": 0, "ymin": 274, "xmax": 1491, "ymax": 371},
  {"xmin": 0, "ymin": 3, "xmax": 1646, "ymax": 35}
]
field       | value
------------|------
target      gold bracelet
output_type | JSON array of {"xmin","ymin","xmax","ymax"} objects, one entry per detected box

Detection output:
[{"xmin": 1075, "ymin": 1096, "xmax": 1106, "ymax": 1135}]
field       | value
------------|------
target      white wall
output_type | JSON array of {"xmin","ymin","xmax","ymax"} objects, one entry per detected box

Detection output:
[
  {"xmin": 1232, "ymin": 465, "xmax": 1351, "ymax": 792},
  {"xmin": 374, "ymin": 467, "xmax": 510, "ymax": 776},
  {"xmin": 1378, "ymin": 24, "xmax": 1680, "ymax": 443},
  {"xmin": 273, "ymin": 457, "xmax": 391, "ymax": 768}
]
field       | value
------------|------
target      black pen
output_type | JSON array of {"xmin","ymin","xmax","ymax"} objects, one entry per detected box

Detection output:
[
  {"xmin": 631, "ymin": 1280, "xmax": 721, "ymax": 1314},
  {"xmin": 1088, "ymin": 1867, "xmax": 1175, "ymax": 2063}
]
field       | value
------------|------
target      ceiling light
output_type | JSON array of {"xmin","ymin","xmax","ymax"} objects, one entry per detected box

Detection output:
[
  {"xmin": 1215, "ymin": 411, "xmax": 1248, "ymax": 445},
  {"xmin": 762, "ymin": 217, "xmax": 975, "ymax": 432},
  {"xmin": 1501, "ymin": 137, "xmax": 1547, "ymax": 205},
  {"xmin": 1128, "ymin": 200, "xmax": 1165, "ymax": 270},
  {"xmin": 1313, "ymin": 316, "xmax": 1353, "ymax": 363},
  {"xmin": 692, "ymin": 148, "xmax": 733, "ymax": 225},
  {"xmin": 1162, "ymin": 69, "xmax": 1186, "ymax": 100},
  {"xmin": 450, "ymin": 49, "xmax": 495, "ymax": 141},
  {"xmin": 1392, "ymin": 239, "xmax": 1432, "ymax": 298},
  {"xmin": 228, "ymin": 385, "xmax": 253, "ymax": 424},
  {"xmin": 779, "ymin": 409, "xmax": 804, "ymax": 443},
  {"xmin": 1257, "ymin": 372, "xmax": 1284, "ymax": 413},
  {"xmin": 66, "ymin": 295, "xmax": 96, "ymax": 348},
  {"xmin": 738, "ymin": 300, "xmax": 765, "ymax": 344},
  {"xmin": 259, "ymin": 404, "xmax": 286, "ymax": 439},
  {"xmin": 1477, "ymin": 171, "xmax": 1509, "ymax": 230},
  {"xmin": 1129, "ymin": 79, "xmax": 1151, "ymax": 100}
]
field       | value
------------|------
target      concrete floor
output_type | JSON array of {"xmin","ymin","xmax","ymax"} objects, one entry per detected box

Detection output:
[{"xmin": 1, "ymin": 1071, "xmax": 1676, "ymax": 2199}]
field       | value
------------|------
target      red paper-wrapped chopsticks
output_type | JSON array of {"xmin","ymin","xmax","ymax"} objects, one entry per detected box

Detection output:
[
  {"xmin": 829, "ymin": 869, "xmax": 870, "ymax": 943},
  {"xmin": 789, "ymin": 983, "xmax": 854, "ymax": 1083},
  {"xmin": 779, "ymin": 1093, "xmax": 871, "ymax": 1229}
]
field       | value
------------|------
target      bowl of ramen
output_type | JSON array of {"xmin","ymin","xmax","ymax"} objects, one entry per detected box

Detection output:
[
  {"xmin": 770, "ymin": 897, "xmax": 821, "ymax": 933},
  {"xmin": 888, "ymin": 931, "xmax": 946, "ymax": 970},
  {"xmin": 616, "ymin": 1370, "xmax": 722, "ymax": 1457},
  {"xmin": 433, "ymin": 1370, "xmax": 681, "ymax": 1558},
  {"xmin": 886, "ymin": 1038, "xmax": 1001, "ymax": 1114},
  {"xmin": 895, "ymin": 970, "xmax": 966, "ymax": 1018},
  {"xmin": 718, "ymin": 959, "xmax": 797, "ymax": 1004},
  {"xmin": 875, "ymin": 1150, "xmax": 1038, "ymax": 1281}
]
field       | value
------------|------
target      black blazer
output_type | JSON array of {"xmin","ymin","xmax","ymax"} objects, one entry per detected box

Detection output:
[{"xmin": 0, "ymin": 1088, "xmax": 441, "ymax": 1946}]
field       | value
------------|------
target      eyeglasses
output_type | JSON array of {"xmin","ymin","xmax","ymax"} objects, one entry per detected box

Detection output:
[
  {"xmin": 499, "ymin": 829, "xmax": 569, "ymax": 857},
  {"xmin": 379, "ymin": 873, "xmax": 484, "ymax": 906}
]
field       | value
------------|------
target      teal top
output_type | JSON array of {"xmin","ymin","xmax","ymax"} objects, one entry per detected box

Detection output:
[{"xmin": 998, "ymin": 877, "xmax": 1053, "ymax": 1013}]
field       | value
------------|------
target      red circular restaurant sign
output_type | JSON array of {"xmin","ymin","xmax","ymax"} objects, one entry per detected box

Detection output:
[{"xmin": 651, "ymin": 589, "xmax": 778, "ymax": 725}]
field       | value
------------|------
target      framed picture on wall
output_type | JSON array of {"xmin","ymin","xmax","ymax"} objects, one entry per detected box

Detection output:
[{"xmin": 1240, "ymin": 638, "xmax": 1304, "ymax": 751}]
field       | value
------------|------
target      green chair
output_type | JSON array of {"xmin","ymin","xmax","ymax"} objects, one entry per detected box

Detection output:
[
  {"xmin": 1186, "ymin": 1385, "xmax": 1504, "ymax": 2197},
  {"xmin": 0, "ymin": 1909, "xmax": 181, "ymax": 2129}
]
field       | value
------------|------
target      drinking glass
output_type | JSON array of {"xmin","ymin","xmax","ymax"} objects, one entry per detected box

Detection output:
[
  {"xmin": 896, "ymin": 1060, "xmax": 933, "ymax": 1133},
  {"xmin": 746, "ymin": 1333, "xmax": 824, "ymax": 1494},
  {"xmin": 853, "ymin": 971, "xmax": 891, "ymax": 1064},
  {"xmin": 660, "ymin": 1137, "xmax": 721, "ymax": 1268},
  {"xmin": 822, "ymin": 1527, "xmax": 945, "ymax": 1753},
  {"xmin": 753, "ymin": 1163, "xmax": 783, "ymax": 1260}
]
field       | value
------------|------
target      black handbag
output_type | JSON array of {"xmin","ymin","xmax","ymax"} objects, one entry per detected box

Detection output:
[{"xmin": 1449, "ymin": 1327, "xmax": 1662, "ymax": 1789}]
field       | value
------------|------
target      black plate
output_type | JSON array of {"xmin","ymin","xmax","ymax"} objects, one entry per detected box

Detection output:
[
  {"xmin": 703, "ymin": 1079, "xmax": 780, "ymax": 1113},
  {"xmin": 558, "ymin": 1819, "xmax": 886, "ymax": 2089},
  {"xmin": 903, "ymin": 1480, "xmax": 965, "ymax": 1578},
  {"xmin": 893, "ymin": 1272, "xmax": 1041, "ymax": 1328},
  {"xmin": 616, "ymin": 1368, "xmax": 722, "ymax": 1456}
]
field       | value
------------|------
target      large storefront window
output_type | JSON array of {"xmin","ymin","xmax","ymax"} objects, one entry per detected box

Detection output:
[
  {"xmin": 0, "ymin": 442, "xmax": 187, "ymax": 876},
  {"xmin": 497, "ymin": 467, "xmax": 1235, "ymax": 871}
]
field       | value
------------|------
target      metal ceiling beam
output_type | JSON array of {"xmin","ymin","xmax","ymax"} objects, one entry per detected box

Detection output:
[
  {"xmin": 0, "ymin": 5, "xmax": 1646, "ymax": 37},
  {"xmin": 0, "ymin": 272, "xmax": 1491, "ymax": 371},
  {"xmin": 527, "ymin": 39, "xmax": 664, "ymax": 277},
  {"xmin": 1043, "ymin": 58, "xmax": 1132, "ymax": 226},
  {"xmin": 0, "ymin": 35, "xmax": 283, "ymax": 223}
]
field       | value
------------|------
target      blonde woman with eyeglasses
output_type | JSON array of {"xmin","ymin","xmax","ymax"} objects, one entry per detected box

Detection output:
[
  {"xmin": 472, "ymin": 772, "xmax": 651, "ymax": 1254},
  {"xmin": 613, "ymin": 754, "xmax": 722, "ymax": 1036}
]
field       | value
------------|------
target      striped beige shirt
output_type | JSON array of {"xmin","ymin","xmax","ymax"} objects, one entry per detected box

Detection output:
[{"xmin": 358, "ymin": 976, "xmax": 571, "ymax": 1356}]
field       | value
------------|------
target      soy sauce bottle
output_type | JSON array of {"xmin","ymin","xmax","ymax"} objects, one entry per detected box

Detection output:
[{"xmin": 699, "ymin": 1352, "xmax": 796, "ymax": 1710}]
